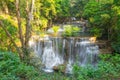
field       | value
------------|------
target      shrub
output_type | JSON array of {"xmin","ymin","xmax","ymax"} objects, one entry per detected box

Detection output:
[
  {"xmin": 90, "ymin": 27, "xmax": 102, "ymax": 38},
  {"xmin": 52, "ymin": 25, "xmax": 60, "ymax": 33},
  {"xmin": 0, "ymin": 15, "xmax": 18, "ymax": 51},
  {"xmin": 111, "ymin": 34, "xmax": 120, "ymax": 53},
  {"xmin": 73, "ymin": 54, "xmax": 120, "ymax": 80},
  {"xmin": 0, "ymin": 51, "xmax": 39, "ymax": 80},
  {"xmin": 62, "ymin": 25, "xmax": 81, "ymax": 37}
]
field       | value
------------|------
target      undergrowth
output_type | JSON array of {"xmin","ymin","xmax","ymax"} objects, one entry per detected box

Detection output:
[{"xmin": 1, "ymin": 51, "xmax": 120, "ymax": 80}]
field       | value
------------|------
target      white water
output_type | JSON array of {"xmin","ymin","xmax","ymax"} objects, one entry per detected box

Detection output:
[
  {"xmin": 76, "ymin": 38, "xmax": 99, "ymax": 67},
  {"xmin": 66, "ymin": 38, "xmax": 75, "ymax": 74},
  {"xmin": 42, "ymin": 40, "xmax": 56, "ymax": 72},
  {"xmin": 29, "ymin": 36, "xmax": 99, "ymax": 73},
  {"xmin": 42, "ymin": 37, "xmax": 64, "ymax": 72}
]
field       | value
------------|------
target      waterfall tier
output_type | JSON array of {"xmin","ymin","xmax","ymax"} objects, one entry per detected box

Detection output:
[{"xmin": 29, "ymin": 36, "xmax": 99, "ymax": 73}]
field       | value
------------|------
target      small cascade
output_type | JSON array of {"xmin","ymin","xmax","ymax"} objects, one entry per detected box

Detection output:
[
  {"xmin": 66, "ymin": 37, "xmax": 75, "ymax": 73},
  {"xmin": 52, "ymin": 37, "xmax": 64, "ymax": 65},
  {"xmin": 75, "ymin": 38, "xmax": 99, "ymax": 67},
  {"xmin": 35, "ymin": 40, "xmax": 43, "ymax": 57},
  {"xmin": 42, "ymin": 40, "xmax": 56, "ymax": 72},
  {"xmin": 29, "ymin": 36, "xmax": 65, "ymax": 72},
  {"xmin": 29, "ymin": 36, "xmax": 43, "ymax": 57}
]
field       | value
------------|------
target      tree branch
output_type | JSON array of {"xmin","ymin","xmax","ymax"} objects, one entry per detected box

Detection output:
[
  {"xmin": 0, "ymin": 20, "xmax": 24, "ymax": 60},
  {"xmin": 15, "ymin": 0, "xmax": 25, "ymax": 48},
  {"xmin": 25, "ymin": 0, "xmax": 34, "ymax": 47}
]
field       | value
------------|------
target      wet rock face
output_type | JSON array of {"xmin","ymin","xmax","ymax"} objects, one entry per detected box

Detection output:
[{"xmin": 96, "ymin": 40, "xmax": 112, "ymax": 54}]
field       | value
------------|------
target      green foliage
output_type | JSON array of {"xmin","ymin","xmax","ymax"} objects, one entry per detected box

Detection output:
[
  {"xmin": 83, "ymin": 0, "xmax": 112, "ymax": 38},
  {"xmin": 52, "ymin": 25, "xmax": 60, "ymax": 33},
  {"xmin": 0, "ymin": 51, "xmax": 73, "ymax": 80},
  {"xmin": 0, "ymin": 15, "xmax": 17, "ymax": 51},
  {"xmin": 83, "ymin": 1, "xmax": 100, "ymax": 18},
  {"xmin": 73, "ymin": 54, "xmax": 120, "ymax": 80},
  {"xmin": 0, "ymin": 51, "xmax": 39, "ymax": 80},
  {"xmin": 1, "ymin": 52, "xmax": 120, "ymax": 80},
  {"xmin": 0, "ymin": 0, "xmax": 16, "ymax": 14},
  {"xmin": 40, "ymin": 0, "xmax": 56, "ymax": 19},
  {"xmin": 33, "ymin": 0, "xmax": 58, "ymax": 32},
  {"xmin": 111, "ymin": 34, "xmax": 120, "ymax": 53},
  {"xmin": 62, "ymin": 25, "xmax": 81, "ymax": 37},
  {"xmin": 82, "ymin": 0, "xmax": 120, "ymax": 52},
  {"xmin": 1, "ymin": 1, "xmax": 120, "ymax": 80},
  {"xmin": 55, "ymin": 0, "xmax": 71, "ymax": 17},
  {"xmin": 71, "ymin": 0, "xmax": 89, "ymax": 17},
  {"xmin": 110, "ymin": 3, "xmax": 120, "ymax": 53},
  {"xmin": 90, "ymin": 27, "xmax": 102, "ymax": 37}
]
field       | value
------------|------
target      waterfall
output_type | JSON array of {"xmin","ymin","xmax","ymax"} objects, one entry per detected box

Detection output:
[
  {"xmin": 65, "ymin": 37, "xmax": 99, "ymax": 73},
  {"xmin": 75, "ymin": 38, "xmax": 99, "ymax": 67},
  {"xmin": 52, "ymin": 37, "xmax": 64, "ymax": 65},
  {"xmin": 29, "ymin": 36, "xmax": 99, "ymax": 73},
  {"xmin": 42, "ymin": 40, "xmax": 56, "ymax": 72},
  {"xmin": 42, "ymin": 37, "xmax": 64, "ymax": 72}
]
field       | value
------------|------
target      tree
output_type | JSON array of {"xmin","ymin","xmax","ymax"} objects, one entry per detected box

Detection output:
[
  {"xmin": 0, "ymin": 0, "xmax": 35, "ymax": 61},
  {"xmin": 83, "ymin": 0, "xmax": 113, "ymax": 38},
  {"xmin": 71, "ymin": 0, "xmax": 89, "ymax": 18},
  {"xmin": 110, "ymin": 0, "xmax": 120, "ymax": 53}
]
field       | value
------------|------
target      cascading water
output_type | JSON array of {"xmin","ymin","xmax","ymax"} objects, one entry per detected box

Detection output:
[
  {"xmin": 35, "ymin": 40, "xmax": 43, "ymax": 57},
  {"xmin": 29, "ymin": 36, "xmax": 99, "ymax": 74},
  {"xmin": 42, "ymin": 40, "xmax": 56, "ymax": 72},
  {"xmin": 75, "ymin": 38, "xmax": 99, "ymax": 67},
  {"xmin": 66, "ymin": 37, "xmax": 75, "ymax": 73},
  {"xmin": 29, "ymin": 36, "xmax": 43, "ymax": 57},
  {"xmin": 52, "ymin": 37, "xmax": 64, "ymax": 65},
  {"xmin": 64, "ymin": 37, "xmax": 99, "ymax": 74},
  {"xmin": 32, "ymin": 37, "xmax": 65, "ymax": 72}
]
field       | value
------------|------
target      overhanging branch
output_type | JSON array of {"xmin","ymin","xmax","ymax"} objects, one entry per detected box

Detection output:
[
  {"xmin": 15, "ymin": 0, "xmax": 25, "ymax": 48},
  {"xmin": 0, "ymin": 20, "xmax": 24, "ymax": 59}
]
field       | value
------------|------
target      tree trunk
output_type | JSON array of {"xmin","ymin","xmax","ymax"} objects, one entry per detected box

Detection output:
[
  {"xmin": 15, "ymin": 0, "xmax": 25, "ymax": 49},
  {"xmin": 25, "ymin": 0, "xmax": 35, "ymax": 47},
  {"xmin": 1, "ymin": 1, "xmax": 9, "ymax": 14},
  {"xmin": 0, "ymin": 21, "xmax": 24, "ymax": 60},
  {"xmin": 0, "ymin": 0, "xmax": 35, "ymax": 61}
]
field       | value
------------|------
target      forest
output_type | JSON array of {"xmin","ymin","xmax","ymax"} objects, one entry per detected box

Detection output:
[{"xmin": 0, "ymin": 0, "xmax": 120, "ymax": 80}]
